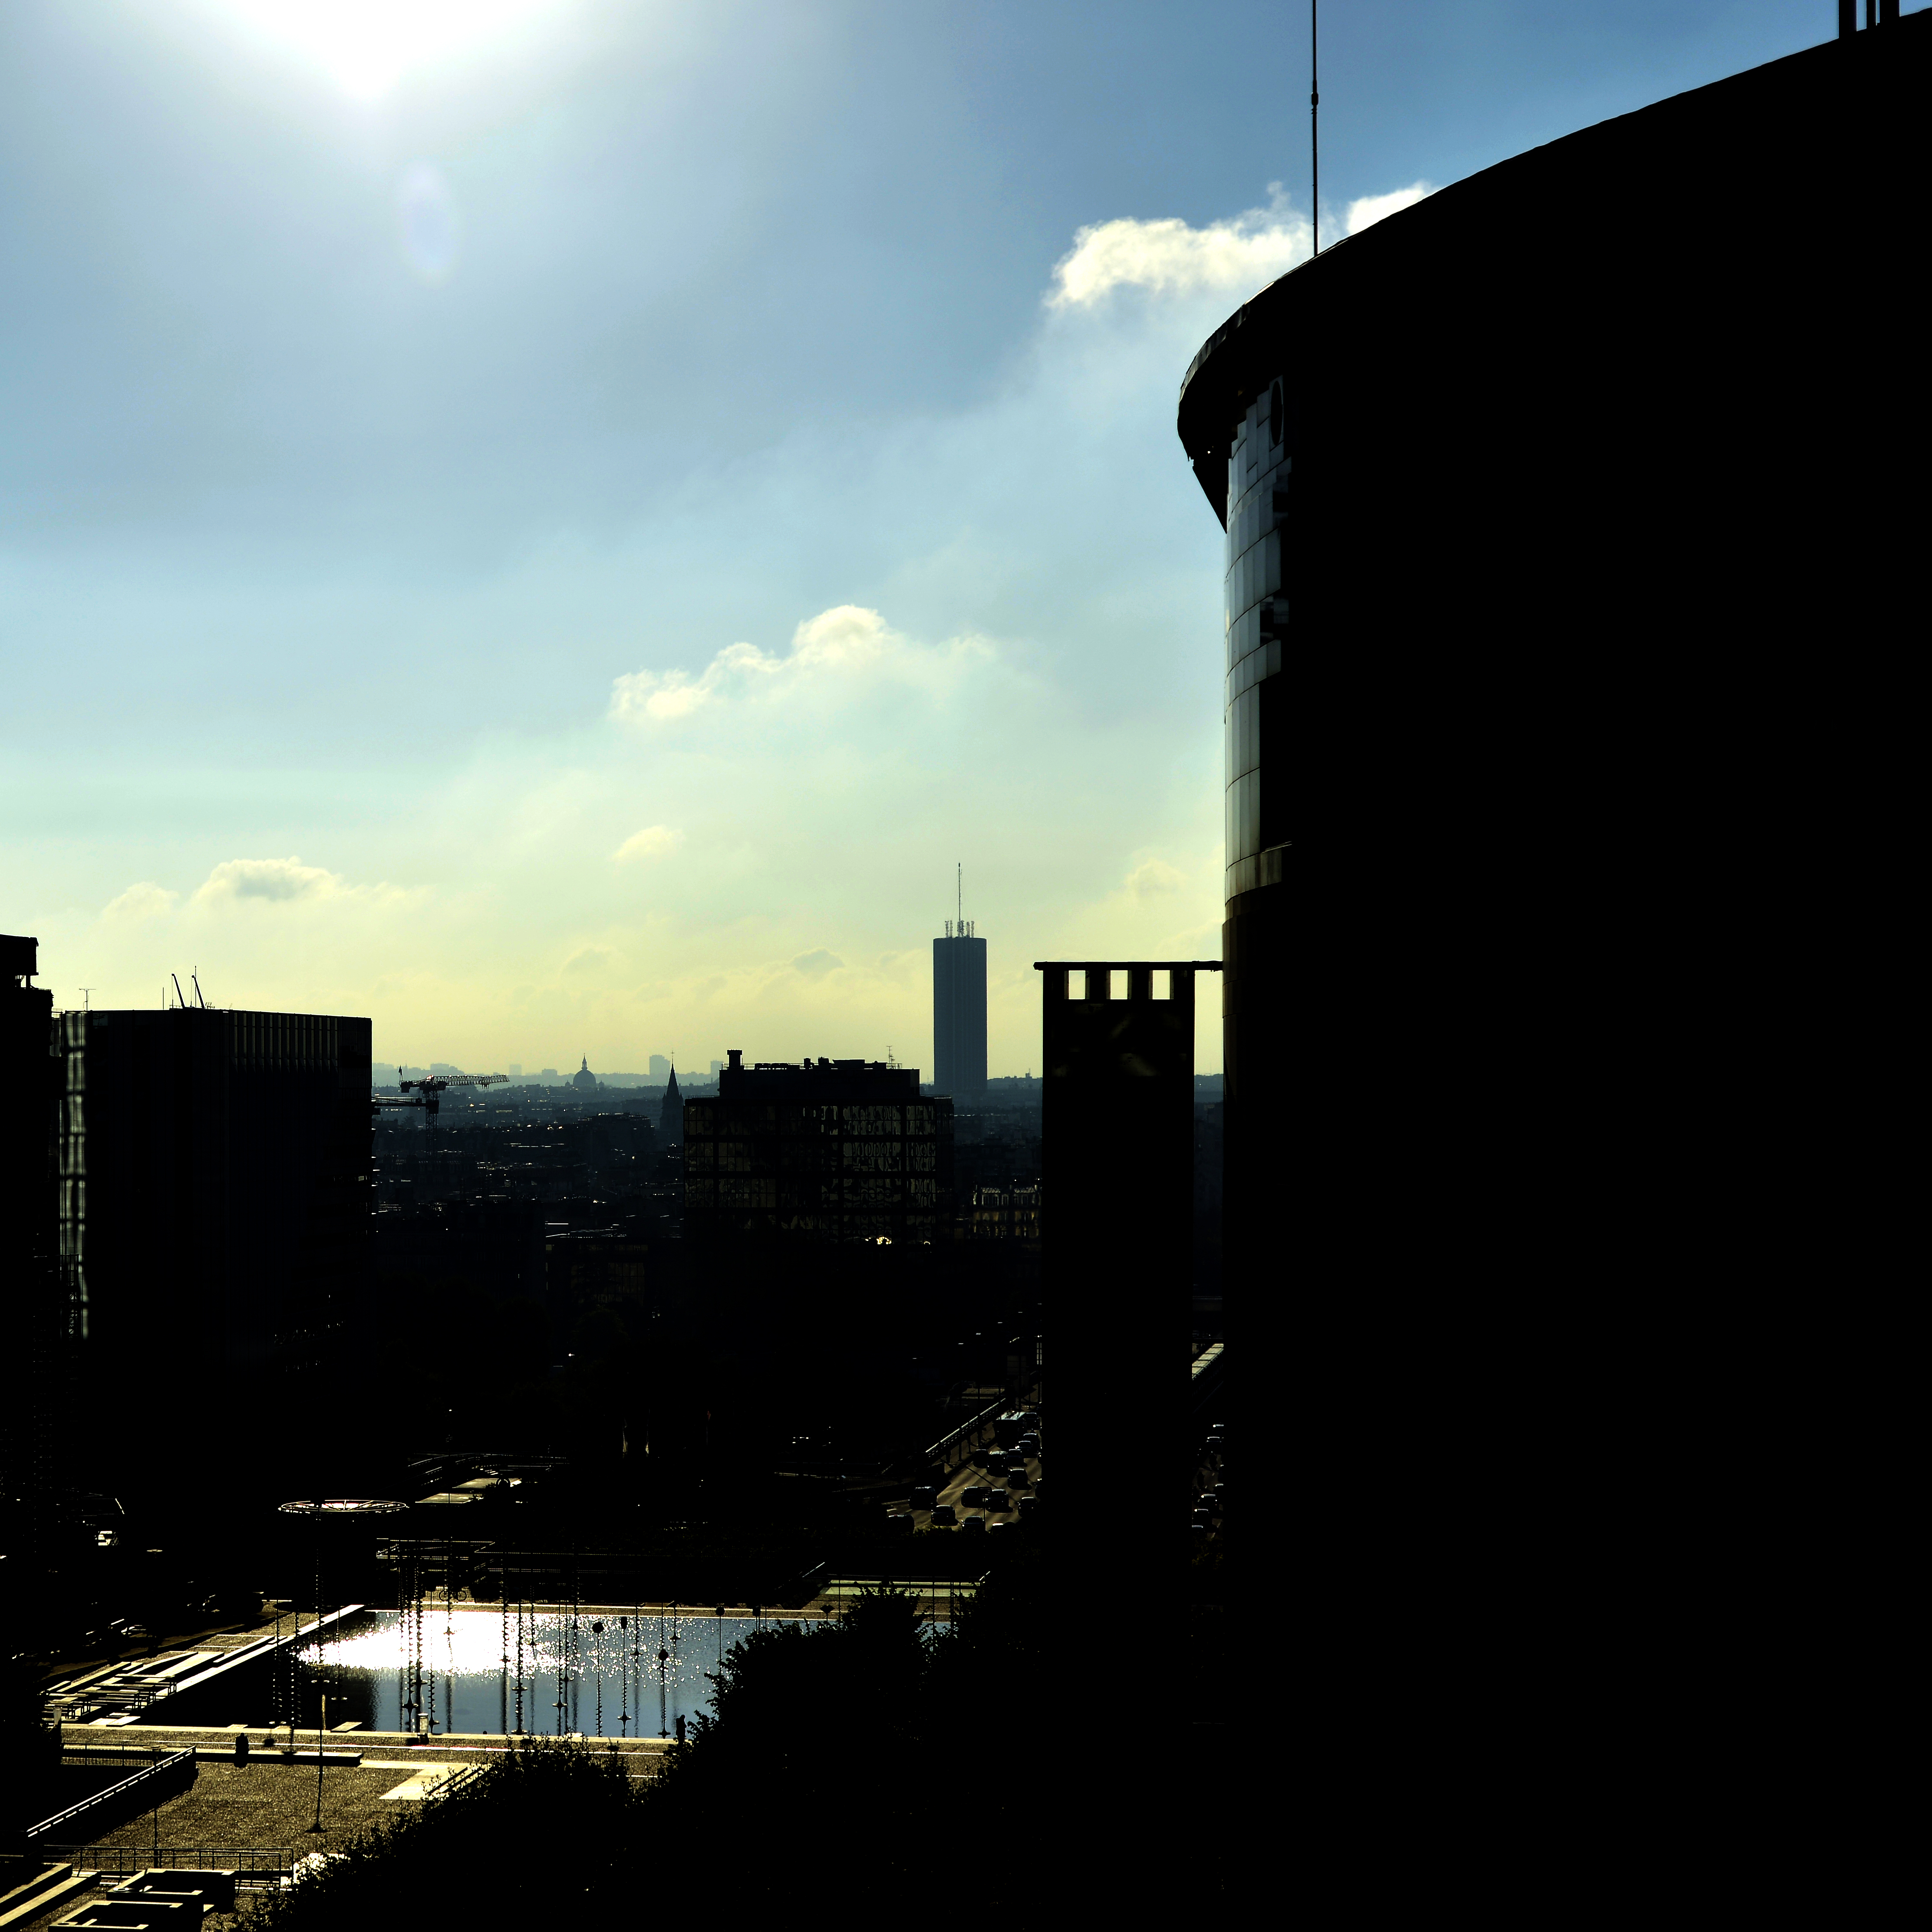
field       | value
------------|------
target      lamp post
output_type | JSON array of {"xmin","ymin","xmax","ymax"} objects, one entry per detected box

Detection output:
[{"xmin": 277, "ymin": 1500, "xmax": 407, "ymax": 1835}]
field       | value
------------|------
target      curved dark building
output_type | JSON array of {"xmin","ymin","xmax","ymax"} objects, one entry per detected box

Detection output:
[{"xmin": 1178, "ymin": 21, "xmax": 1923, "ymax": 1420}]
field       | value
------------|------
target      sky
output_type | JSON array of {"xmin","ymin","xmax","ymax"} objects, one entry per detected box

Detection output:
[{"xmin": 1, "ymin": 0, "xmax": 1849, "ymax": 1077}]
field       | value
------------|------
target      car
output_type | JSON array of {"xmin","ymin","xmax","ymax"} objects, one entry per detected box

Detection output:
[
  {"xmin": 960, "ymin": 1516, "xmax": 986, "ymax": 1533},
  {"xmin": 1017, "ymin": 1496, "xmax": 1037, "ymax": 1519},
  {"xmin": 910, "ymin": 1485, "xmax": 937, "ymax": 1511},
  {"xmin": 1007, "ymin": 1471, "xmax": 1029, "ymax": 1490},
  {"xmin": 930, "ymin": 1504, "xmax": 956, "ymax": 1527}
]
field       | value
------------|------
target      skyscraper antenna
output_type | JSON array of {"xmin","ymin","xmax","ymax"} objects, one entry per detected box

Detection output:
[
  {"xmin": 957, "ymin": 862, "xmax": 962, "ymax": 930},
  {"xmin": 1311, "ymin": 0, "xmax": 1320, "ymax": 256}
]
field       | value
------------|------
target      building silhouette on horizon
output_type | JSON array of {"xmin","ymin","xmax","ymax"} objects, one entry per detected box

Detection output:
[
  {"xmin": 932, "ymin": 918, "xmax": 987, "ymax": 1104},
  {"xmin": 683, "ymin": 1048, "xmax": 953, "ymax": 1243}
]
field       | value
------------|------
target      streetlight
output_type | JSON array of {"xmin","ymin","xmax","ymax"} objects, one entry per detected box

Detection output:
[{"xmin": 277, "ymin": 1500, "xmax": 407, "ymax": 1834}]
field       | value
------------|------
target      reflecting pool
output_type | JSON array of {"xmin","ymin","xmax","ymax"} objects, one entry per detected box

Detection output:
[{"xmin": 297, "ymin": 1609, "xmax": 837, "ymax": 1738}]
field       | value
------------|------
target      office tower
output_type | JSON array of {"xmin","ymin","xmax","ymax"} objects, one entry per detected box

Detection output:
[
  {"xmin": 1033, "ymin": 958, "xmax": 1214, "ymax": 1890},
  {"xmin": 1035, "ymin": 961, "xmax": 1214, "ymax": 1503},
  {"xmin": 683, "ymin": 1049, "xmax": 953, "ymax": 1243},
  {"xmin": 57, "ymin": 1005, "xmax": 372, "ymax": 1494},
  {"xmin": 1, "ymin": 936, "xmax": 59, "ymax": 1562},
  {"xmin": 1172, "ymin": 20, "xmax": 1926, "ymax": 1339},
  {"xmin": 649, "ymin": 1054, "xmax": 669, "ymax": 1081},
  {"xmin": 932, "ymin": 920, "xmax": 986, "ymax": 1103}
]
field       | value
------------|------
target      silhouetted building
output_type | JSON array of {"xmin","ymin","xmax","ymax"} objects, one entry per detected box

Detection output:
[
  {"xmin": 1, "ymin": 936, "xmax": 59, "ymax": 1571},
  {"xmin": 1173, "ymin": 17, "xmax": 1927, "ymax": 1366},
  {"xmin": 57, "ymin": 1006, "xmax": 372, "ymax": 1442},
  {"xmin": 1035, "ymin": 958, "xmax": 1216, "ymax": 1836},
  {"xmin": 1036, "ymin": 961, "xmax": 1215, "ymax": 1485},
  {"xmin": 683, "ymin": 1048, "xmax": 954, "ymax": 1242},
  {"xmin": 933, "ymin": 920, "xmax": 987, "ymax": 1103},
  {"xmin": 659, "ymin": 1063, "xmax": 682, "ymax": 1142},
  {"xmin": 571, "ymin": 1057, "xmax": 597, "ymax": 1094}
]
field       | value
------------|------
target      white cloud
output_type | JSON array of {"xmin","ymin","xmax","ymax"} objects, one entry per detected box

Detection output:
[
  {"xmin": 193, "ymin": 855, "xmax": 342, "ymax": 903},
  {"xmin": 563, "ymin": 944, "xmax": 617, "ymax": 975},
  {"xmin": 1048, "ymin": 186, "xmax": 1310, "ymax": 308},
  {"xmin": 792, "ymin": 949, "xmax": 843, "ymax": 978},
  {"xmin": 1127, "ymin": 857, "xmax": 1185, "ymax": 898},
  {"xmin": 1045, "ymin": 179, "xmax": 1436, "ymax": 310},
  {"xmin": 610, "ymin": 604, "xmax": 991, "ymax": 726},
  {"xmin": 1345, "ymin": 181, "xmax": 1435, "ymax": 236},
  {"xmin": 102, "ymin": 882, "xmax": 179, "ymax": 922},
  {"xmin": 613, "ymin": 824, "xmax": 682, "ymax": 862}
]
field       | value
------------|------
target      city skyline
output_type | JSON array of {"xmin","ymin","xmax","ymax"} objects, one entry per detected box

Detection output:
[{"xmin": 2, "ymin": 3, "xmax": 1838, "ymax": 1076}]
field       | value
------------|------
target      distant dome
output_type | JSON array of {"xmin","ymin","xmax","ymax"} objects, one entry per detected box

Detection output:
[{"xmin": 571, "ymin": 1056, "xmax": 597, "ymax": 1093}]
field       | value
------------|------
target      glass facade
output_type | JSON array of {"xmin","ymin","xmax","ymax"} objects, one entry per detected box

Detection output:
[
  {"xmin": 1223, "ymin": 376, "xmax": 1288, "ymax": 902},
  {"xmin": 683, "ymin": 1061, "xmax": 954, "ymax": 1243}
]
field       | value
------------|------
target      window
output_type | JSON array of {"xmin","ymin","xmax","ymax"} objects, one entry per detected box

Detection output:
[
  {"xmin": 1109, "ymin": 969, "xmax": 1129, "ymax": 1000},
  {"xmin": 1269, "ymin": 377, "xmax": 1284, "ymax": 447},
  {"xmin": 1152, "ymin": 969, "xmax": 1172, "ymax": 1001},
  {"xmin": 1066, "ymin": 968, "xmax": 1086, "ymax": 1000}
]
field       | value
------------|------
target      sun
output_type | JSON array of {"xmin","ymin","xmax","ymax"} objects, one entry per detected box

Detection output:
[{"xmin": 213, "ymin": 0, "xmax": 566, "ymax": 100}]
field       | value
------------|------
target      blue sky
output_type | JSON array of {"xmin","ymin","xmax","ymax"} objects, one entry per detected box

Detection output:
[{"xmin": 0, "ymin": 0, "xmax": 1844, "ymax": 1075}]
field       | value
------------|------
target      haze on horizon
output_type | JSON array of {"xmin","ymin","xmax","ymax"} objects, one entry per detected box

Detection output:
[{"xmin": 1, "ymin": 0, "xmax": 1835, "ymax": 1076}]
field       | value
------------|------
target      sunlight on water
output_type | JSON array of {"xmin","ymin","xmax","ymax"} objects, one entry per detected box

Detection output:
[{"xmin": 303, "ymin": 1609, "xmax": 841, "ymax": 1738}]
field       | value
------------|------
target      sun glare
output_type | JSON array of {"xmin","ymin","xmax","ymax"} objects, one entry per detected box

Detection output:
[{"xmin": 215, "ymin": 0, "xmax": 565, "ymax": 100}]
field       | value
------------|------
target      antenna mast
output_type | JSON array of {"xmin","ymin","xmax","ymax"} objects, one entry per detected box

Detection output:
[{"xmin": 1311, "ymin": 0, "xmax": 1320, "ymax": 256}]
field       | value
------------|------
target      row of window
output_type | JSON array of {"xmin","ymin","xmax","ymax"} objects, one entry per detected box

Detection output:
[
  {"xmin": 1223, "ymin": 463, "xmax": 1289, "ymax": 568},
  {"xmin": 1227, "ymin": 378, "xmax": 1287, "ymax": 497},
  {"xmin": 1225, "ymin": 770, "xmax": 1263, "ymax": 880},
  {"xmin": 1226, "ymin": 683, "xmax": 1263, "ymax": 787},
  {"xmin": 685, "ymin": 1101, "xmax": 946, "ymax": 1137},
  {"xmin": 686, "ymin": 1176, "xmax": 941, "ymax": 1210},
  {"xmin": 1227, "ymin": 635, "xmax": 1282, "ymax": 702},
  {"xmin": 686, "ymin": 1138, "xmax": 940, "ymax": 1175},
  {"xmin": 1224, "ymin": 526, "xmax": 1282, "ymax": 634}
]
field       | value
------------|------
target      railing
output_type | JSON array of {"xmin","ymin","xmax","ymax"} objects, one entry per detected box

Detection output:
[
  {"xmin": 26, "ymin": 1749, "xmax": 195, "ymax": 1843},
  {"xmin": 45, "ymin": 1845, "xmax": 294, "ymax": 1886},
  {"xmin": 45, "ymin": 1682, "xmax": 165, "ymax": 1724},
  {"xmin": 923, "ymin": 1395, "xmax": 1013, "ymax": 1468}
]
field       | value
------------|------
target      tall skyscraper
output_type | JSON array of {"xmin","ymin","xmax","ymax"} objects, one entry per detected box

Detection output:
[{"xmin": 932, "ymin": 918, "xmax": 986, "ymax": 1104}]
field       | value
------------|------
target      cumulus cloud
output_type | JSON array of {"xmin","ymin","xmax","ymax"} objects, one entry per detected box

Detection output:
[
  {"xmin": 1046, "ymin": 179, "xmax": 1436, "ymax": 309},
  {"xmin": 102, "ymin": 882, "xmax": 178, "ymax": 922},
  {"xmin": 1048, "ymin": 186, "xmax": 1310, "ymax": 308},
  {"xmin": 563, "ymin": 945, "xmax": 617, "ymax": 975},
  {"xmin": 1345, "ymin": 181, "xmax": 1435, "ymax": 236},
  {"xmin": 611, "ymin": 604, "xmax": 990, "ymax": 726},
  {"xmin": 613, "ymin": 824, "xmax": 682, "ymax": 862},
  {"xmin": 193, "ymin": 856, "xmax": 342, "ymax": 904},
  {"xmin": 1127, "ymin": 857, "xmax": 1185, "ymax": 897},
  {"xmin": 792, "ymin": 949, "xmax": 843, "ymax": 978}
]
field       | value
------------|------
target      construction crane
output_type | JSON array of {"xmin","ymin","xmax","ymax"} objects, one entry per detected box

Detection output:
[
  {"xmin": 370, "ymin": 1070, "xmax": 508, "ymax": 1138},
  {"xmin": 399, "ymin": 1070, "xmax": 508, "ymax": 1120}
]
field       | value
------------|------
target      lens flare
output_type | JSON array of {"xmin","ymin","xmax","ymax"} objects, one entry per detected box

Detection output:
[{"xmin": 397, "ymin": 165, "xmax": 460, "ymax": 283}]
